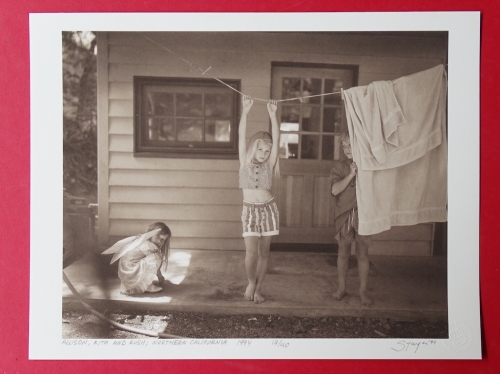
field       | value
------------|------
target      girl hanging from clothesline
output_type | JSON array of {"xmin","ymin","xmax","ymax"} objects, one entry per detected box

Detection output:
[
  {"xmin": 101, "ymin": 222, "xmax": 171, "ymax": 295},
  {"xmin": 238, "ymin": 95, "xmax": 280, "ymax": 304}
]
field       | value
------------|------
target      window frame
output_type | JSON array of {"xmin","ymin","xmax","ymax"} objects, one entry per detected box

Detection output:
[{"xmin": 133, "ymin": 76, "xmax": 241, "ymax": 159}]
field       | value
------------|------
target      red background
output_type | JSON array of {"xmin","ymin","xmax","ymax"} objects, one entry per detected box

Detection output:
[{"xmin": 1, "ymin": 1, "xmax": 496, "ymax": 373}]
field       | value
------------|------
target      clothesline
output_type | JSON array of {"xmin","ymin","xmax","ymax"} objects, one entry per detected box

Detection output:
[{"xmin": 139, "ymin": 33, "xmax": 343, "ymax": 103}]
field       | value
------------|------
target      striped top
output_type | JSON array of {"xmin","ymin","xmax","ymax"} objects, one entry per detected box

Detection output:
[{"xmin": 239, "ymin": 160, "xmax": 273, "ymax": 190}]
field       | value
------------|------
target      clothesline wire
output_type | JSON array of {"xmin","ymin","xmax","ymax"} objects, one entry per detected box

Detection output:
[{"xmin": 139, "ymin": 33, "xmax": 343, "ymax": 103}]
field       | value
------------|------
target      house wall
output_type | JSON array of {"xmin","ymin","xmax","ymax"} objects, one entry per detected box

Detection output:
[{"xmin": 97, "ymin": 31, "xmax": 447, "ymax": 254}]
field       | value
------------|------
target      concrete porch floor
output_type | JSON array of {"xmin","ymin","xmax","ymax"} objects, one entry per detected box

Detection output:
[{"xmin": 63, "ymin": 249, "xmax": 448, "ymax": 321}]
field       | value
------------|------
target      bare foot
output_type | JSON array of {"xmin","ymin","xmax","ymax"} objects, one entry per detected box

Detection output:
[
  {"xmin": 245, "ymin": 283, "xmax": 256, "ymax": 301},
  {"xmin": 145, "ymin": 284, "xmax": 162, "ymax": 293},
  {"xmin": 360, "ymin": 291, "xmax": 373, "ymax": 305},
  {"xmin": 331, "ymin": 289, "xmax": 346, "ymax": 301},
  {"xmin": 253, "ymin": 291, "xmax": 265, "ymax": 304}
]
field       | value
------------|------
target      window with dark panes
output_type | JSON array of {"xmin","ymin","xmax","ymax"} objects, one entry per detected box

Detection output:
[
  {"xmin": 134, "ymin": 77, "xmax": 240, "ymax": 158},
  {"xmin": 280, "ymin": 76, "xmax": 345, "ymax": 160}
]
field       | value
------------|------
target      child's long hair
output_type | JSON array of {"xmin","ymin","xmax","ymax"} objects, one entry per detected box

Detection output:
[
  {"xmin": 245, "ymin": 131, "xmax": 279, "ymax": 175},
  {"xmin": 340, "ymin": 131, "xmax": 350, "ymax": 145},
  {"xmin": 146, "ymin": 222, "xmax": 171, "ymax": 271}
]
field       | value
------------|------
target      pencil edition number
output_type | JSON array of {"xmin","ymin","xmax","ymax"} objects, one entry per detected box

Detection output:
[{"xmin": 271, "ymin": 340, "xmax": 289, "ymax": 348}]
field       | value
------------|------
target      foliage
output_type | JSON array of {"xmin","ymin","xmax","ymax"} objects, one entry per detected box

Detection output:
[{"xmin": 63, "ymin": 31, "xmax": 97, "ymax": 202}]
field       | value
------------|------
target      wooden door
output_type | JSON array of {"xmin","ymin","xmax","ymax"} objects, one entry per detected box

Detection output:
[{"xmin": 271, "ymin": 64, "xmax": 356, "ymax": 245}]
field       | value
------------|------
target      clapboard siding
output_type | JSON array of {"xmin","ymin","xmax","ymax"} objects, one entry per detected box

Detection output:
[
  {"xmin": 358, "ymin": 56, "xmax": 443, "ymax": 76},
  {"xmin": 109, "ymin": 203, "xmax": 240, "ymax": 221},
  {"xmin": 358, "ymin": 62, "xmax": 443, "ymax": 85},
  {"xmin": 109, "ymin": 134, "xmax": 133, "ymax": 152},
  {"xmin": 109, "ymin": 152, "xmax": 239, "ymax": 171},
  {"xmin": 109, "ymin": 219, "xmax": 242, "ymax": 238},
  {"xmin": 109, "ymin": 186, "xmax": 241, "ymax": 205},
  {"xmin": 108, "ymin": 32, "xmax": 446, "ymax": 59},
  {"xmin": 108, "ymin": 32, "xmax": 242, "ymax": 50},
  {"xmin": 109, "ymin": 82, "xmax": 133, "ymax": 100},
  {"xmin": 98, "ymin": 31, "xmax": 446, "ymax": 253},
  {"xmin": 108, "ymin": 45, "xmax": 444, "ymax": 75},
  {"xmin": 108, "ymin": 56, "xmax": 442, "ymax": 85},
  {"xmin": 109, "ymin": 44, "xmax": 271, "ymax": 69},
  {"xmin": 109, "ymin": 99, "xmax": 133, "ymax": 117},
  {"xmin": 109, "ymin": 169, "xmax": 238, "ymax": 188},
  {"xmin": 109, "ymin": 117, "xmax": 133, "ymax": 135},
  {"xmin": 108, "ymin": 63, "xmax": 272, "ymax": 86}
]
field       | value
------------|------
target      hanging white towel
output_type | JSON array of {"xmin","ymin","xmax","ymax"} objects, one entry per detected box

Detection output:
[
  {"xmin": 344, "ymin": 64, "xmax": 446, "ymax": 171},
  {"xmin": 342, "ymin": 80, "xmax": 406, "ymax": 168},
  {"xmin": 343, "ymin": 65, "xmax": 448, "ymax": 235}
]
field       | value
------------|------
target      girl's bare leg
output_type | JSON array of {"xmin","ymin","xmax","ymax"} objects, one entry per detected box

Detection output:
[
  {"xmin": 356, "ymin": 240, "xmax": 372, "ymax": 305},
  {"xmin": 332, "ymin": 243, "xmax": 350, "ymax": 300},
  {"xmin": 244, "ymin": 236, "xmax": 259, "ymax": 300},
  {"xmin": 253, "ymin": 236, "xmax": 272, "ymax": 304}
]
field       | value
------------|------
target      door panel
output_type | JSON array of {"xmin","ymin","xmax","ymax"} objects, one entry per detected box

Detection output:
[{"xmin": 278, "ymin": 175, "xmax": 303, "ymax": 227}]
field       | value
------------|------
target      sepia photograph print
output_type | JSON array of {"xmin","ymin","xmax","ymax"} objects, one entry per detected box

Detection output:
[{"xmin": 30, "ymin": 12, "xmax": 480, "ymax": 359}]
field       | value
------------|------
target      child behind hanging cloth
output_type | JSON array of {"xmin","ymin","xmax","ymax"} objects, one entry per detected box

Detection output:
[{"xmin": 329, "ymin": 132, "xmax": 373, "ymax": 306}]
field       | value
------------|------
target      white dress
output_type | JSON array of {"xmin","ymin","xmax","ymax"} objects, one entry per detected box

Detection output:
[{"xmin": 118, "ymin": 240, "xmax": 161, "ymax": 295}]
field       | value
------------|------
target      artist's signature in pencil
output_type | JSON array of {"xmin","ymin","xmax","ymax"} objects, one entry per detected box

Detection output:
[{"xmin": 391, "ymin": 340, "xmax": 437, "ymax": 353}]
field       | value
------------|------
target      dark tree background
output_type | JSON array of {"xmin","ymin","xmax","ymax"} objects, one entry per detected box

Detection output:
[{"xmin": 63, "ymin": 31, "xmax": 97, "ymax": 202}]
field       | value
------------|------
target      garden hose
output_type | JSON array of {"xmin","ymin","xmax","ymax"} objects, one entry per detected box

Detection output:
[{"xmin": 63, "ymin": 271, "xmax": 186, "ymax": 339}]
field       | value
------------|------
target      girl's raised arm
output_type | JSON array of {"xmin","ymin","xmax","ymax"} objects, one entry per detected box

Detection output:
[
  {"xmin": 267, "ymin": 100, "xmax": 280, "ymax": 169},
  {"xmin": 238, "ymin": 95, "xmax": 253, "ymax": 167}
]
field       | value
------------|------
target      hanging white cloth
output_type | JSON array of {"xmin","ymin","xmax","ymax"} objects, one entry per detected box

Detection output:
[{"xmin": 343, "ymin": 65, "xmax": 448, "ymax": 235}]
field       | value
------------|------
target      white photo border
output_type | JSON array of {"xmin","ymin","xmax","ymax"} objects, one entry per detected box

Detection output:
[{"xmin": 29, "ymin": 12, "xmax": 480, "ymax": 359}]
